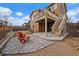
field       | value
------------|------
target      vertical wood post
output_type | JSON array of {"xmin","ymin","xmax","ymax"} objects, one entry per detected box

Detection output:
[
  {"xmin": 45, "ymin": 15, "xmax": 47, "ymax": 36},
  {"xmin": 33, "ymin": 16, "xmax": 35, "ymax": 33},
  {"xmin": 64, "ymin": 19, "xmax": 66, "ymax": 34},
  {"xmin": 34, "ymin": 21, "xmax": 35, "ymax": 33}
]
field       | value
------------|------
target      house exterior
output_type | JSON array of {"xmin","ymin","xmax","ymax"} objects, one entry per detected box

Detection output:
[{"xmin": 30, "ymin": 3, "xmax": 67, "ymax": 36}]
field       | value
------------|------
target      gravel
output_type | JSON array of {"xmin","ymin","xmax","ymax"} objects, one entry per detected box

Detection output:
[{"xmin": 2, "ymin": 35, "xmax": 54, "ymax": 54}]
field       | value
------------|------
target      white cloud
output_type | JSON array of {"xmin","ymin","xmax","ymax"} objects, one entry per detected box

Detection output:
[
  {"xmin": 13, "ymin": 18, "xmax": 25, "ymax": 26},
  {"xmin": 7, "ymin": 17, "xmax": 23, "ymax": 26},
  {"xmin": 8, "ymin": 16, "xmax": 15, "ymax": 20},
  {"xmin": 22, "ymin": 15, "xmax": 30, "ymax": 21},
  {"xmin": 67, "ymin": 7, "xmax": 79, "ymax": 23},
  {"xmin": 8, "ymin": 16, "xmax": 29, "ymax": 26},
  {"xmin": 67, "ymin": 7, "xmax": 79, "ymax": 17},
  {"xmin": 0, "ymin": 6, "xmax": 30, "ymax": 26},
  {"xmin": 67, "ymin": 9, "xmax": 78, "ymax": 17},
  {"xmin": 0, "ymin": 6, "xmax": 12, "ymax": 17},
  {"xmin": 7, "ymin": 16, "xmax": 15, "ymax": 22},
  {"xmin": 7, "ymin": 16, "xmax": 15, "ymax": 25},
  {"xmin": 7, "ymin": 15, "xmax": 30, "ymax": 26},
  {"xmin": 16, "ymin": 12, "xmax": 23, "ymax": 16}
]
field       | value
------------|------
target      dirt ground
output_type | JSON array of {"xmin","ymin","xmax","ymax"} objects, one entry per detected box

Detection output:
[{"xmin": 6, "ymin": 36, "xmax": 79, "ymax": 56}]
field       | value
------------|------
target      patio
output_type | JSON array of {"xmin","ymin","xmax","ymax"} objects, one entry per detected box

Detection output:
[
  {"xmin": 32, "ymin": 32, "xmax": 68, "ymax": 41},
  {"xmin": 2, "ymin": 33, "xmax": 54, "ymax": 54}
]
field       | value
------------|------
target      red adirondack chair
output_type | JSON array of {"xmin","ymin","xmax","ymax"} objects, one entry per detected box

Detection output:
[{"xmin": 17, "ymin": 32, "xmax": 30, "ymax": 44}]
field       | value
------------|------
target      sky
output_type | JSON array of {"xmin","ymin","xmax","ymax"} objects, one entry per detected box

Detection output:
[
  {"xmin": 0, "ymin": 3, "xmax": 79, "ymax": 26},
  {"xmin": 66, "ymin": 3, "xmax": 79, "ymax": 23}
]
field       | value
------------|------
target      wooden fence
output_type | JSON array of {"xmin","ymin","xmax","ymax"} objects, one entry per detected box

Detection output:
[{"xmin": 0, "ymin": 26, "xmax": 13, "ymax": 41}]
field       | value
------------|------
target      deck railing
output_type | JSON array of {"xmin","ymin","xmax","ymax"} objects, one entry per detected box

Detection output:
[
  {"xmin": 34, "ymin": 9, "xmax": 58, "ymax": 21},
  {"xmin": 34, "ymin": 10, "xmax": 45, "ymax": 21}
]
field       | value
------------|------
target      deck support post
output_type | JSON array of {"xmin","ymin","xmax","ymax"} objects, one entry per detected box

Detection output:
[
  {"xmin": 34, "ymin": 21, "xmax": 35, "ymax": 33},
  {"xmin": 45, "ymin": 15, "xmax": 47, "ymax": 36}
]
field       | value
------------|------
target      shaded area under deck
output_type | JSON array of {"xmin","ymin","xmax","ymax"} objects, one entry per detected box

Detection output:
[{"xmin": 36, "ymin": 18, "xmax": 55, "ymax": 32}]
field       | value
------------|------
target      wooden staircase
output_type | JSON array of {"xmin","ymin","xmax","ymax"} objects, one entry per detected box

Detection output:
[
  {"xmin": 51, "ymin": 16, "xmax": 66, "ymax": 36},
  {"xmin": 45, "ymin": 9, "xmax": 67, "ymax": 36}
]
